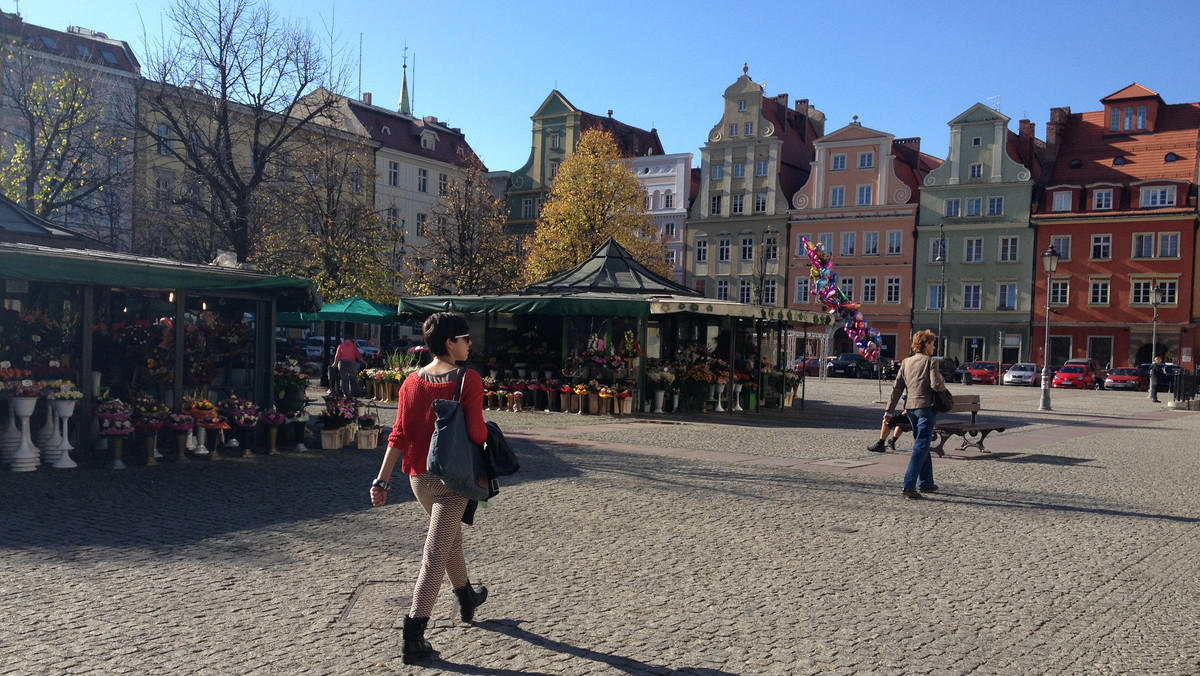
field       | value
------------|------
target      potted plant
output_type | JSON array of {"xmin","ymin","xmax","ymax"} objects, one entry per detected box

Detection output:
[
  {"xmin": 164, "ymin": 412, "xmax": 196, "ymax": 462},
  {"xmin": 261, "ymin": 408, "xmax": 286, "ymax": 454},
  {"xmin": 355, "ymin": 411, "xmax": 380, "ymax": 449}
]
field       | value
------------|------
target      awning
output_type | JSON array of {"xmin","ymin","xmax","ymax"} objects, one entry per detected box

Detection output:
[
  {"xmin": 0, "ymin": 242, "xmax": 321, "ymax": 311},
  {"xmin": 279, "ymin": 296, "xmax": 401, "ymax": 325},
  {"xmin": 398, "ymin": 292, "xmax": 650, "ymax": 318}
]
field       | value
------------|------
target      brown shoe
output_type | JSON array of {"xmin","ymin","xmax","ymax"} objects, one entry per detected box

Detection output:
[{"xmin": 901, "ymin": 489, "xmax": 924, "ymax": 499}]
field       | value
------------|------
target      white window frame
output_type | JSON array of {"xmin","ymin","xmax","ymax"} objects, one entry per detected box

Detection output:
[
  {"xmin": 886, "ymin": 231, "xmax": 902, "ymax": 255},
  {"xmin": 965, "ymin": 237, "xmax": 983, "ymax": 263},
  {"xmin": 710, "ymin": 195, "xmax": 722, "ymax": 215},
  {"xmin": 840, "ymin": 277, "xmax": 855, "ymax": 301},
  {"xmin": 1159, "ymin": 232, "xmax": 1180, "ymax": 258},
  {"xmin": 1050, "ymin": 279, "xmax": 1069, "ymax": 306},
  {"xmin": 841, "ymin": 232, "xmax": 856, "ymax": 257},
  {"xmin": 1132, "ymin": 280, "xmax": 1152, "ymax": 305},
  {"xmin": 1159, "ymin": 280, "xmax": 1178, "ymax": 305},
  {"xmin": 695, "ymin": 239, "xmax": 708, "ymax": 263},
  {"xmin": 550, "ymin": 132, "xmax": 560, "ymax": 148},
  {"xmin": 1091, "ymin": 234, "xmax": 1112, "ymax": 260},
  {"xmin": 831, "ymin": 154, "xmax": 846, "ymax": 171},
  {"xmin": 945, "ymin": 199, "xmax": 960, "ymax": 218},
  {"xmin": 988, "ymin": 196, "xmax": 1004, "ymax": 216},
  {"xmin": 857, "ymin": 152, "xmax": 874, "ymax": 169},
  {"xmin": 762, "ymin": 279, "xmax": 777, "ymax": 306},
  {"xmin": 1093, "ymin": 189, "xmax": 1113, "ymax": 210},
  {"xmin": 740, "ymin": 237, "xmax": 754, "ymax": 261},
  {"xmin": 885, "ymin": 277, "xmax": 901, "ymax": 304},
  {"xmin": 733, "ymin": 163, "xmax": 745, "ymax": 178},
  {"xmin": 764, "ymin": 235, "xmax": 778, "ymax": 261},
  {"xmin": 863, "ymin": 232, "xmax": 879, "ymax": 257},
  {"xmin": 718, "ymin": 237, "xmax": 731, "ymax": 262},
  {"xmin": 963, "ymin": 284, "xmax": 981, "ymax": 311},
  {"xmin": 794, "ymin": 277, "xmax": 810, "ymax": 303},
  {"xmin": 417, "ymin": 168, "xmax": 428, "ymax": 192},
  {"xmin": 862, "ymin": 277, "xmax": 877, "ymax": 304},
  {"xmin": 744, "ymin": 122, "xmax": 754, "ymax": 137},
  {"xmin": 1051, "ymin": 235, "xmax": 1071, "ymax": 260},
  {"xmin": 1132, "ymin": 233, "xmax": 1154, "ymax": 259},
  {"xmin": 731, "ymin": 194, "xmax": 744, "ymax": 215},
  {"xmin": 754, "ymin": 193, "xmax": 767, "ymax": 213},
  {"xmin": 1090, "ymin": 279, "xmax": 1111, "ymax": 306},
  {"xmin": 1052, "ymin": 191, "xmax": 1071, "ymax": 212},
  {"xmin": 829, "ymin": 186, "xmax": 845, "ymax": 207},
  {"xmin": 969, "ymin": 163, "xmax": 983, "ymax": 178},
  {"xmin": 739, "ymin": 280, "xmax": 752, "ymax": 304},
  {"xmin": 729, "ymin": 124, "xmax": 738, "ymax": 138},
  {"xmin": 998, "ymin": 283, "xmax": 1017, "ymax": 310},
  {"xmin": 755, "ymin": 160, "xmax": 768, "ymax": 176},
  {"xmin": 716, "ymin": 279, "xmax": 729, "ymax": 301},
  {"xmin": 712, "ymin": 164, "xmax": 723, "ymax": 180},
  {"xmin": 928, "ymin": 283, "xmax": 945, "ymax": 310},
  {"xmin": 521, "ymin": 198, "xmax": 533, "ymax": 219},
  {"xmin": 387, "ymin": 161, "xmax": 400, "ymax": 187},
  {"xmin": 999, "ymin": 236, "xmax": 1018, "ymax": 262},
  {"xmin": 857, "ymin": 185, "xmax": 873, "ymax": 206},
  {"xmin": 1141, "ymin": 186, "xmax": 1176, "ymax": 207},
  {"xmin": 966, "ymin": 198, "xmax": 982, "ymax": 216}
]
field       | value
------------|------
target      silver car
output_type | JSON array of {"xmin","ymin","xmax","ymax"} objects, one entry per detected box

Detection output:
[{"xmin": 1003, "ymin": 362, "xmax": 1040, "ymax": 386}]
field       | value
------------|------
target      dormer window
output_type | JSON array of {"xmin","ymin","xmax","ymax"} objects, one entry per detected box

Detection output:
[
  {"xmin": 1069, "ymin": 159, "xmax": 1083, "ymax": 169},
  {"xmin": 738, "ymin": 100, "xmax": 747, "ymax": 111},
  {"xmin": 1165, "ymin": 152, "xmax": 1180, "ymax": 162},
  {"xmin": 1113, "ymin": 157, "xmax": 1127, "ymax": 166},
  {"xmin": 1141, "ymin": 186, "xmax": 1176, "ymax": 208},
  {"xmin": 419, "ymin": 129, "xmax": 438, "ymax": 150},
  {"xmin": 381, "ymin": 125, "xmax": 391, "ymax": 135},
  {"xmin": 1109, "ymin": 104, "xmax": 1148, "ymax": 132}
]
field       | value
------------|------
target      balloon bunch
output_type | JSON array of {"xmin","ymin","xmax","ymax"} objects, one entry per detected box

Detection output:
[{"xmin": 802, "ymin": 237, "xmax": 882, "ymax": 362}]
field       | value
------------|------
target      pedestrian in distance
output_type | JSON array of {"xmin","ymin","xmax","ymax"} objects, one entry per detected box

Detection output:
[
  {"xmin": 884, "ymin": 330, "xmax": 950, "ymax": 499},
  {"xmin": 334, "ymin": 337, "xmax": 365, "ymax": 398},
  {"xmin": 1149, "ymin": 357, "xmax": 1165, "ymax": 403},
  {"xmin": 369, "ymin": 312, "xmax": 490, "ymax": 664},
  {"xmin": 868, "ymin": 394, "xmax": 907, "ymax": 453}
]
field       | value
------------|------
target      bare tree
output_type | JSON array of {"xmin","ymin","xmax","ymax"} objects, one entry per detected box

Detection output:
[
  {"xmin": 0, "ymin": 40, "xmax": 133, "ymax": 247},
  {"xmin": 404, "ymin": 158, "xmax": 521, "ymax": 296},
  {"xmin": 136, "ymin": 0, "xmax": 349, "ymax": 262}
]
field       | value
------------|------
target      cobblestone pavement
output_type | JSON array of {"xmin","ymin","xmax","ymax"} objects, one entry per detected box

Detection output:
[{"xmin": 2, "ymin": 379, "xmax": 1199, "ymax": 675}]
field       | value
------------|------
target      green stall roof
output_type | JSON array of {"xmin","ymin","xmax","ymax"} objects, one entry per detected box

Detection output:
[{"xmin": 0, "ymin": 242, "xmax": 321, "ymax": 311}]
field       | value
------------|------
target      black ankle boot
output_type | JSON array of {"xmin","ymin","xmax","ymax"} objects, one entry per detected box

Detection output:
[
  {"xmin": 867, "ymin": 439, "xmax": 886, "ymax": 453},
  {"xmin": 402, "ymin": 615, "xmax": 433, "ymax": 664},
  {"xmin": 887, "ymin": 437, "xmax": 897, "ymax": 451},
  {"xmin": 453, "ymin": 581, "xmax": 488, "ymax": 622}
]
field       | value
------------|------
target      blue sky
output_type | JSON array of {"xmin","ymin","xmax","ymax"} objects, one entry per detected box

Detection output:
[{"xmin": 15, "ymin": 0, "xmax": 1200, "ymax": 172}]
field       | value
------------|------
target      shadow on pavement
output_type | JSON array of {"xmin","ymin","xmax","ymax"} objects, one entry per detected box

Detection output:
[{"xmin": 430, "ymin": 619, "xmax": 739, "ymax": 676}]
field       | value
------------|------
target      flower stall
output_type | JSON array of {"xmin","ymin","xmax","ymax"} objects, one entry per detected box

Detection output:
[{"xmin": 0, "ymin": 202, "xmax": 320, "ymax": 468}]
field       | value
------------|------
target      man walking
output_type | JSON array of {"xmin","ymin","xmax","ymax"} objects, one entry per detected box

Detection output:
[{"xmin": 1149, "ymin": 357, "xmax": 1165, "ymax": 403}]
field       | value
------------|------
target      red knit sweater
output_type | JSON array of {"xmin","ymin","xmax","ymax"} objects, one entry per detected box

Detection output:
[{"xmin": 387, "ymin": 369, "xmax": 488, "ymax": 476}]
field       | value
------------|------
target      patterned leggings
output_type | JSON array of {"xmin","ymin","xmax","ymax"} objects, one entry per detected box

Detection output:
[{"xmin": 408, "ymin": 472, "xmax": 470, "ymax": 618}]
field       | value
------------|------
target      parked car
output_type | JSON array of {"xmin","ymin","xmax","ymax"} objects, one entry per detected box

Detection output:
[
  {"xmin": 878, "ymin": 357, "xmax": 901, "ymax": 380},
  {"xmin": 829, "ymin": 353, "xmax": 873, "ymax": 378},
  {"xmin": 1064, "ymin": 358, "xmax": 1107, "ymax": 389},
  {"xmin": 1052, "ymin": 364, "xmax": 1097, "ymax": 389},
  {"xmin": 304, "ymin": 336, "xmax": 329, "ymax": 359},
  {"xmin": 1105, "ymin": 367, "xmax": 1148, "ymax": 391},
  {"xmin": 965, "ymin": 361, "xmax": 1001, "ymax": 385},
  {"xmin": 1139, "ymin": 362, "xmax": 1181, "ymax": 393},
  {"xmin": 788, "ymin": 357, "xmax": 822, "ymax": 377},
  {"xmin": 931, "ymin": 357, "xmax": 958, "ymax": 382},
  {"xmin": 355, "ymin": 339, "xmax": 380, "ymax": 359},
  {"xmin": 1003, "ymin": 362, "xmax": 1040, "ymax": 386}
]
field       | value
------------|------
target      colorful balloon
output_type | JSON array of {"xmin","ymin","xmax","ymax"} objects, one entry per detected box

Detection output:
[{"xmin": 802, "ymin": 236, "xmax": 884, "ymax": 363}]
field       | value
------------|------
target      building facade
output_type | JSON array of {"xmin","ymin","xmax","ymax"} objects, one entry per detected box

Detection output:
[
  {"xmin": 687, "ymin": 65, "xmax": 826, "ymax": 308},
  {"xmin": 631, "ymin": 152, "xmax": 692, "ymax": 285},
  {"xmin": 788, "ymin": 120, "xmax": 941, "ymax": 359},
  {"xmin": 504, "ymin": 90, "xmax": 663, "ymax": 238},
  {"xmin": 916, "ymin": 104, "xmax": 1043, "ymax": 363},
  {"xmin": 0, "ymin": 12, "xmax": 140, "ymax": 250},
  {"xmin": 1033, "ymin": 84, "xmax": 1200, "ymax": 369}
]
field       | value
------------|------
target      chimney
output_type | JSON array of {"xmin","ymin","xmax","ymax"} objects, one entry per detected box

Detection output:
[
  {"xmin": 776, "ymin": 93, "xmax": 788, "ymax": 109},
  {"xmin": 1045, "ymin": 107, "xmax": 1070, "ymax": 163},
  {"xmin": 607, "ymin": 109, "xmax": 613, "ymax": 118},
  {"xmin": 1018, "ymin": 119, "xmax": 1036, "ymax": 164},
  {"xmin": 363, "ymin": 92, "xmax": 372, "ymax": 105}
]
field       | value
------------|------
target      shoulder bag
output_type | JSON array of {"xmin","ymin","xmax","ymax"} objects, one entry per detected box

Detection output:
[
  {"xmin": 929, "ymin": 358, "xmax": 954, "ymax": 412},
  {"xmin": 427, "ymin": 369, "xmax": 494, "ymax": 501}
]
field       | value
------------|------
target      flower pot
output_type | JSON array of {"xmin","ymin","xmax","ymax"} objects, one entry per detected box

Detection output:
[
  {"xmin": 267, "ymin": 425, "xmax": 279, "ymax": 454},
  {"xmin": 586, "ymin": 393, "xmax": 602, "ymax": 415},
  {"xmin": 732, "ymin": 383, "xmax": 744, "ymax": 412},
  {"xmin": 109, "ymin": 436, "xmax": 126, "ymax": 470},
  {"xmin": 175, "ymin": 432, "xmax": 189, "ymax": 461},
  {"xmin": 652, "ymin": 390, "xmax": 665, "ymax": 414},
  {"xmin": 321, "ymin": 429, "xmax": 342, "ymax": 450},
  {"xmin": 617, "ymin": 398, "xmax": 633, "ymax": 415},
  {"xmin": 356, "ymin": 428, "xmax": 379, "ymax": 449},
  {"xmin": 546, "ymin": 390, "xmax": 559, "ymax": 412},
  {"xmin": 671, "ymin": 393, "xmax": 680, "ymax": 412}
]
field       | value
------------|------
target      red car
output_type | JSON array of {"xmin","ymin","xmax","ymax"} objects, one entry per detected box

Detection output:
[
  {"xmin": 1104, "ymin": 367, "xmax": 1148, "ymax": 391},
  {"xmin": 1052, "ymin": 364, "xmax": 1097, "ymax": 389},
  {"xmin": 965, "ymin": 361, "xmax": 1001, "ymax": 385}
]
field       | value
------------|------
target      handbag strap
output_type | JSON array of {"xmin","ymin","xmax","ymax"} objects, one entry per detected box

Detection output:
[{"xmin": 452, "ymin": 367, "xmax": 466, "ymax": 402}]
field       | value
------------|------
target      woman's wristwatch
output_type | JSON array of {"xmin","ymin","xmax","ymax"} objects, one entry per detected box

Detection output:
[{"xmin": 371, "ymin": 479, "xmax": 390, "ymax": 492}]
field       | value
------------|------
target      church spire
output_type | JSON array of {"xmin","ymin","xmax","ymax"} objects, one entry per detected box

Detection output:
[{"xmin": 398, "ymin": 47, "xmax": 411, "ymax": 115}]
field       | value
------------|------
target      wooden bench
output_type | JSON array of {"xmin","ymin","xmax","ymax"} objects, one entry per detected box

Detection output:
[{"xmin": 932, "ymin": 394, "xmax": 1004, "ymax": 455}]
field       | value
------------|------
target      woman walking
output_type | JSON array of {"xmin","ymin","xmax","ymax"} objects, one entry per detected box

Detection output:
[
  {"xmin": 369, "ymin": 312, "xmax": 489, "ymax": 664},
  {"xmin": 884, "ymin": 330, "xmax": 949, "ymax": 499}
]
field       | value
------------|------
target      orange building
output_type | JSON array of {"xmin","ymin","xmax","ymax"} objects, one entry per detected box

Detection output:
[
  {"xmin": 788, "ymin": 120, "xmax": 941, "ymax": 359},
  {"xmin": 1033, "ymin": 84, "xmax": 1200, "ymax": 369}
]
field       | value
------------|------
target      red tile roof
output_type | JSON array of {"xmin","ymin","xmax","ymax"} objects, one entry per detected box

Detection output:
[
  {"xmin": 0, "ymin": 12, "xmax": 140, "ymax": 74},
  {"xmin": 761, "ymin": 97, "xmax": 821, "ymax": 201},
  {"xmin": 346, "ymin": 99, "xmax": 483, "ymax": 169},
  {"xmin": 578, "ymin": 111, "xmax": 664, "ymax": 158},
  {"xmin": 892, "ymin": 138, "xmax": 944, "ymax": 201},
  {"xmin": 1102, "ymin": 83, "xmax": 1162, "ymax": 103},
  {"xmin": 1046, "ymin": 101, "xmax": 1200, "ymax": 187}
]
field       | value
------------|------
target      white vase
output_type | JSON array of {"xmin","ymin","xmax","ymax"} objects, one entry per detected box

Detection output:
[
  {"xmin": 0, "ymin": 403, "xmax": 21, "ymax": 464},
  {"xmin": 193, "ymin": 427, "xmax": 210, "ymax": 457},
  {"xmin": 652, "ymin": 390, "xmax": 665, "ymax": 413},
  {"xmin": 35, "ymin": 405, "xmax": 57, "ymax": 450},
  {"xmin": 51, "ymin": 399, "xmax": 77, "ymax": 469},
  {"xmin": 91, "ymin": 370, "xmax": 102, "ymax": 393},
  {"xmin": 732, "ymin": 383, "xmax": 744, "ymax": 412},
  {"xmin": 10, "ymin": 398, "xmax": 41, "ymax": 472},
  {"xmin": 671, "ymin": 393, "xmax": 679, "ymax": 412}
]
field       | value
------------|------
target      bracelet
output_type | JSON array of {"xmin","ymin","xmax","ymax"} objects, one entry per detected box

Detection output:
[{"xmin": 371, "ymin": 479, "xmax": 390, "ymax": 491}]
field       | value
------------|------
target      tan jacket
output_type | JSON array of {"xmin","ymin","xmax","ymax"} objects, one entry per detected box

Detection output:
[{"xmin": 886, "ymin": 353, "xmax": 947, "ymax": 412}]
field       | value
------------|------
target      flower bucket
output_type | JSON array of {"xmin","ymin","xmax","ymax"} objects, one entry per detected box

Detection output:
[
  {"xmin": 321, "ymin": 429, "xmax": 342, "ymax": 450},
  {"xmin": 546, "ymin": 390, "xmax": 559, "ymax": 412},
  {"xmin": 586, "ymin": 393, "xmax": 602, "ymax": 415},
  {"xmin": 617, "ymin": 397, "xmax": 633, "ymax": 415},
  {"xmin": 356, "ymin": 428, "xmax": 379, "ymax": 449}
]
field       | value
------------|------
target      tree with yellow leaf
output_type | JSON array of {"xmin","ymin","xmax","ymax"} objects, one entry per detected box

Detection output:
[
  {"xmin": 522, "ymin": 129, "xmax": 670, "ymax": 283},
  {"xmin": 403, "ymin": 158, "xmax": 520, "ymax": 296}
]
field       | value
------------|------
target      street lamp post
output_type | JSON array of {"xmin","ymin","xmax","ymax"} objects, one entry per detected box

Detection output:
[
  {"xmin": 1148, "ymin": 284, "xmax": 1164, "ymax": 400},
  {"xmin": 936, "ymin": 224, "xmax": 946, "ymax": 356},
  {"xmin": 1038, "ymin": 244, "xmax": 1061, "ymax": 412}
]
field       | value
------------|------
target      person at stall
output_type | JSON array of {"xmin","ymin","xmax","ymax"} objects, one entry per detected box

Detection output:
[
  {"xmin": 369, "ymin": 312, "xmax": 489, "ymax": 664},
  {"xmin": 333, "ymin": 338, "xmax": 364, "ymax": 397}
]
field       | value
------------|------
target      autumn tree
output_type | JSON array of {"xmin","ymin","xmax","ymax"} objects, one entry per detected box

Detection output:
[
  {"xmin": 522, "ymin": 128, "xmax": 670, "ymax": 283},
  {"xmin": 0, "ymin": 43, "xmax": 133, "ymax": 247},
  {"xmin": 250, "ymin": 124, "xmax": 398, "ymax": 304},
  {"xmin": 403, "ymin": 158, "xmax": 521, "ymax": 296},
  {"xmin": 136, "ymin": 0, "xmax": 348, "ymax": 262}
]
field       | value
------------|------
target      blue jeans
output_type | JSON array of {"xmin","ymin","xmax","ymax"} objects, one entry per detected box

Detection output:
[{"xmin": 903, "ymin": 406, "xmax": 937, "ymax": 492}]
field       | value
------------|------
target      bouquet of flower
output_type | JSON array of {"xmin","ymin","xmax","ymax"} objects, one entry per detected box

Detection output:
[
  {"xmin": 49, "ymin": 385, "xmax": 84, "ymax": 400},
  {"xmin": 95, "ymin": 397, "xmax": 135, "ymax": 436},
  {"xmin": 189, "ymin": 358, "xmax": 215, "ymax": 384},
  {"xmin": 318, "ymin": 401, "xmax": 356, "ymax": 429},
  {"xmin": 211, "ymin": 321, "xmax": 253, "ymax": 356},
  {"xmin": 164, "ymin": 413, "xmax": 196, "ymax": 432},
  {"xmin": 648, "ymin": 371, "xmax": 675, "ymax": 391},
  {"xmin": 260, "ymin": 408, "xmax": 286, "ymax": 426},
  {"xmin": 119, "ymin": 323, "xmax": 156, "ymax": 353},
  {"xmin": 144, "ymin": 351, "xmax": 171, "ymax": 382},
  {"xmin": 598, "ymin": 386, "xmax": 617, "ymax": 399},
  {"xmin": 0, "ymin": 364, "xmax": 33, "ymax": 381},
  {"xmin": 285, "ymin": 409, "xmax": 310, "ymax": 423},
  {"xmin": 572, "ymin": 383, "xmax": 590, "ymax": 396},
  {"xmin": 559, "ymin": 384, "xmax": 574, "ymax": 394},
  {"xmin": 603, "ymin": 353, "xmax": 627, "ymax": 371},
  {"xmin": 132, "ymin": 394, "xmax": 169, "ymax": 432},
  {"xmin": 685, "ymin": 363, "xmax": 714, "ymax": 383},
  {"xmin": 9, "ymin": 381, "xmax": 46, "ymax": 399},
  {"xmin": 357, "ymin": 411, "xmax": 379, "ymax": 429},
  {"xmin": 218, "ymin": 395, "xmax": 261, "ymax": 427},
  {"xmin": 482, "ymin": 376, "xmax": 497, "ymax": 390},
  {"xmin": 274, "ymin": 359, "xmax": 308, "ymax": 393},
  {"xmin": 183, "ymin": 396, "xmax": 216, "ymax": 417},
  {"xmin": 619, "ymin": 330, "xmax": 642, "ymax": 359}
]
